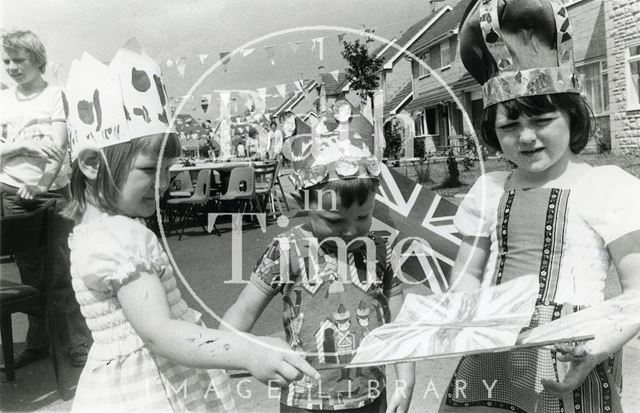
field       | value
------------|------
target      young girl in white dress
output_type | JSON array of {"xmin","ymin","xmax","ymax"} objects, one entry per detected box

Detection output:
[
  {"xmin": 64, "ymin": 41, "xmax": 319, "ymax": 412},
  {"xmin": 441, "ymin": 1, "xmax": 640, "ymax": 412}
]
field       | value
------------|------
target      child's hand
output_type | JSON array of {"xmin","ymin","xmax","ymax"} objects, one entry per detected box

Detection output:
[
  {"xmin": 541, "ymin": 342, "xmax": 598, "ymax": 396},
  {"xmin": 386, "ymin": 384, "xmax": 413, "ymax": 413},
  {"xmin": 246, "ymin": 336, "xmax": 320, "ymax": 387},
  {"xmin": 17, "ymin": 183, "xmax": 48, "ymax": 200},
  {"xmin": 22, "ymin": 140, "xmax": 65, "ymax": 162}
]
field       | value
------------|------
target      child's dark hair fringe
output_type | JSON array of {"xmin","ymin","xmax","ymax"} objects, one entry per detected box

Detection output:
[
  {"xmin": 480, "ymin": 93, "xmax": 595, "ymax": 154},
  {"xmin": 300, "ymin": 177, "xmax": 379, "ymax": 209}
]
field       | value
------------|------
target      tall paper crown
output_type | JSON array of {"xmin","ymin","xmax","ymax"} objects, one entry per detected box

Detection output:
[
  {"xmin": 459, "ymin": 0, "xmax": 581, "ymax": 108},
  {"xmin": 282, "ymin": 100, "xmax": 381, "ymax": 190},
  {"xmin": 65, "ymin": 38, "xmax": 174, "ymax": 160}
]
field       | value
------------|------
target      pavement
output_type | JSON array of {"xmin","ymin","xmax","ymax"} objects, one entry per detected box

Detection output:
[{"xmin": 2, "ymin": 200, "xmax": 640, "ymax": 412}]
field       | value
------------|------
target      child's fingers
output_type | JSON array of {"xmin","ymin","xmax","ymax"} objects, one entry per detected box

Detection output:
[
  {"xmin": 554, "ymin": 342, "xmax": 588, "ymax": 361},
  {"xmin": 284, "ymin": 353, "xmax": 320, "ymax": 380},
  {"xmin": 267, "ymin": 373, "xmax": 289, "ymax": 388},
  {"xmin": 540, "ymin": 378, "xmax": 575, "ymax": 397}
]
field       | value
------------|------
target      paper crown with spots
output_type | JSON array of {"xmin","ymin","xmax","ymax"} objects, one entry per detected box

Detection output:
[
  {"xmin": 65, "ymin": 38, "xmax": 174, "ymax": 160},
  {"xmin": 282, "ymin": 100, "xmax": 381, "ymax": 190},
  {"xmin": 459, "ymin": 0, "xmax": 581, "ymax": 108}
]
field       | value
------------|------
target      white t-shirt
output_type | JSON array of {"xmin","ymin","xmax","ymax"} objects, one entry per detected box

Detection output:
[
  {"xmin": 454, "ymin": 165, "xmax": 640, "ymax": 304},
  {"xmin": 0, "ymin": 84, "xmax": 71, "ymax": 189}
]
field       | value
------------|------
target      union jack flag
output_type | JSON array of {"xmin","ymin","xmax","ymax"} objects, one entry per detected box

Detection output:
[{"xmin": 372, "ymin": 164, "xmax": 462, "ymax": 293}]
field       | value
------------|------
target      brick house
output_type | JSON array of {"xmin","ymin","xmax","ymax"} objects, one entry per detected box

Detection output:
[{"xmin": 379, "ymin": 0, "xmax": 614, "ymax": 156}]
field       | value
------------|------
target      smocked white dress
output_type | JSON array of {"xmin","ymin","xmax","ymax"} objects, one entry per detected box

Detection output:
[{"xmin": 69, "ymin": 212, "xmax": 235, "ymax": 412}]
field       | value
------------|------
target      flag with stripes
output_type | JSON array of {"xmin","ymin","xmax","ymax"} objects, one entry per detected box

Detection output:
[{"xmin": 372, "ymin": 164, "xmax": 461, "ymax": 293}]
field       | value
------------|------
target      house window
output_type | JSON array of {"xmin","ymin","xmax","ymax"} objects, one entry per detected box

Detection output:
[
  {"xmin": 576, "ymin": 60, "xmax": 609, "ymax": 114},
  {"xmin": 628, "ymin": 45, "xmax": 640, "ymax": 110},
  {"xmin": 418, "ymin": 52, "xmax": 430, "ymax": 78},
  {"xmin": 425, "ymin": 108, "xmax": 438, "ymax": 135},
  {"xmin": 414, "ymin": 111, "xmax": 426, "ymax": 136},
  {"xmin": 429, "ymin": 43, "xmax": 442, "ymax": 71},
  {"xmin": 446, "ymin": 37, "xmax": 458, "ymax": 66}
]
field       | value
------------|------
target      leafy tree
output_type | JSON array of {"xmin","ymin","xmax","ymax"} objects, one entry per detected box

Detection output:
[{"xmin": 341, "ymin": 39, "xmax": 384, "ymax": 106}]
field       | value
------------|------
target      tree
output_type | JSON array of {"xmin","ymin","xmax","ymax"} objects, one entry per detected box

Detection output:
[{"xmin": 341, "ymin": 39, "xmax": 384, "ymax": 107}]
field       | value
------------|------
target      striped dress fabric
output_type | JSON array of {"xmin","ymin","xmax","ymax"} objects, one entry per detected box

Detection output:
[
  {"xmin": 69, "ymin": 213, "xmax": 236, "ymax": 412},
  {"xmin": 440, "ymin": 167, "xmax": 640, "ymax": 413}
]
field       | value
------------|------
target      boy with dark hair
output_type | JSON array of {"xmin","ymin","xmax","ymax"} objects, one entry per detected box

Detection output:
[{"xmin": 223, "ymin": 102, "xmax": 415, "ymax": 412}]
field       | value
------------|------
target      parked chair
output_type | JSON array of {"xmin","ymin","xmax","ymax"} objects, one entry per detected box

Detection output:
[
  {"xmin": 168, "ymin": 171, "xmax": 194, "ymax": 198},
  {"xmin": 166, "ymin": 169, "xmax": 218, "ymax": 239},
  {"xmin": 254, "ymin": 161, "xmax": 278, "ymax": 213},
  {"xmin": 0, "ymin": 199, "xmax": 64, "ymax": 396},
  {"xmin": 213, "ymin": 166, "xmax": 261, "ymax": 217}
]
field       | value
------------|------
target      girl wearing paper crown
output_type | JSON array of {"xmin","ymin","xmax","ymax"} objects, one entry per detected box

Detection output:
[
  {"xmin": 222, "ymin": 103, "xmax": 415, "ymax": 412},
  {"xmin": 442, "ymin": 1, "xmax": 640, "ymax": 412},
  {"xmin": 63, "ymin": 39, "xmax": 319, "ymax": 412}
]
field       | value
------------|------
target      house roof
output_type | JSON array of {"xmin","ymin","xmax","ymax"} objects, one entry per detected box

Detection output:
[
  {"xmin": 409, "ymin": 0, "xmax": 471, "ymax": 55},
  {"xmin": 384, "ymin": 81, "xmax": 413, "ymax": 116},
  {"xmin": 318, "ymin": 72, "xmax": 349, "ymax": 96},
  {"xmin": 376, "ymin": 5, "xmax": 453, "ymax": 70},
  {"xmin": 273, "ymin": 79, "xmax": 318, "ymax": 116}
]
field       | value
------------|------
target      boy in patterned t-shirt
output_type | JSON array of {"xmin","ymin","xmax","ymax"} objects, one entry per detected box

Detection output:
[{"xmin": 223, "ymin": 104, "xmax": 415, "ymax": 412}]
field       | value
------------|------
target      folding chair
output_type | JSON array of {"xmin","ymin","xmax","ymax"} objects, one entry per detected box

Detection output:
[
  {"xmin": 0, "ymin": 199, "xmax": 65, "ymax": 397},
  {"xmin": 166, "ymin": 169, "xmax": 218, "ymax": 239},
  {"xmin": 254, "ymin": 161, "xmax": 278, "ymax": 214}
]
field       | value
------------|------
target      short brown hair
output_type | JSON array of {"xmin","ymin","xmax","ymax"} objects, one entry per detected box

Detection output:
[{"xmin": 481, "ymin": 93, "xmax": 595, "ymax": 154}]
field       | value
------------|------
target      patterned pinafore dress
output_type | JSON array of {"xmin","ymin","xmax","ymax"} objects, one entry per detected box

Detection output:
[{"xmin": 442, "ymin": 188, "xmax": 623, "ymax": 413}]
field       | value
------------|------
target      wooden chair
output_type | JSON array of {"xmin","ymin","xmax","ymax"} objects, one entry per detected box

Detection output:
[
  {"xmin": 166, "ymin": 169, "xmax": 218, "ymax": 239},
  {"xmin": 0, "ymin": 199, "xmax": 64, "ymax": 395}
]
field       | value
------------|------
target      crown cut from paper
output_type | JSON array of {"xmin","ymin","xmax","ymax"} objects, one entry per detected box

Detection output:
[
  {"xmin": 65, "ymin": 38, "xmax": 173, "ymax": 160},
  {"xmin": 282, "ymin": 101, "xmax": 381, "ymax": 190},
  {"xmin": 459, "ymin": 0, "xmax": 581, "ymax": 108}
]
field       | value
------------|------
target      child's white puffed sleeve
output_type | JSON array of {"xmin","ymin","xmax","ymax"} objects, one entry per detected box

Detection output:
[
  {"xmin": 579, "ymin": 166, "xmax": 640, "ymax": 245},
  {"xmin": 454, "ymin": 172, "xmax": 506, "ymax": 238},
  {"xmin": 70, "ymin": 217, "xmax": 164, "ymax": 294}
]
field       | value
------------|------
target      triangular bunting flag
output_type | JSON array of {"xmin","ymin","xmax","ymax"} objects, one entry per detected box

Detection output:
[
  {"xmin": 242, "ymin": 48, "xmax": 255, "ymax": 57},
  {"xmin": 201, "ymin": 94, "xmax": 212, "ymax": 113},
  {"xmin": 289, "ymin": 41, "xmax": 301, "ymax": 54},
  {"xmin": 176, "ymin": 57, "xmax": 186, "ymax": 78},
  {"xmin": 330, "ymin": 70, "xmax": 340, "ymax": 82},
  {"xmin": 310, "ymin": 37, "xmax": 325, "ymax": 60},
  {"xmin": 198, "ymin": 54, "xmax": 209, "ymax": 64},
  {"xmin": 337, "ymin": 33, "xmax": 346, "ymax": 44},
  {"xmin": 219, "ymin": 52, "xmax": 230, "ymax": 72},
  {"xmin": 257, "ymin": 87, "xmax": 267, "ymax": 104},
  {"xmin": 264, "ymin": 45, "xmax": 276, "ymax": 65},
  {"xmin": 275, "ymin": 84, "xmax": 287, "ymax": 99}
]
